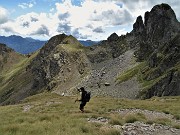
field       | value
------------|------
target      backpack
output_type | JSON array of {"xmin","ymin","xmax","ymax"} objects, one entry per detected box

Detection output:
[{"xmin": 85, "ymin": 91, "xmax": 91, "ymax": 102}]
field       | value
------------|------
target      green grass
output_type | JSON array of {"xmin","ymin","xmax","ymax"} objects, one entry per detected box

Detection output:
[
  {"xmin": 116, "ymin": 62, "xmax": 146, "ymax": 83},
  {"xmin": 124, "ymin": 114, "xmax": 138, "ymax": 123},
  {"xmin": 0, "ymin": 93, "xmax": 179, "ymax": 135},
  {"xmin": 60, "ymin": 44, "xmax": 82, "ymax": 52},
  {"xmin": 116, "ymin": 60, "xmax": 180, "ymax": 98},
  {"xmin": 153, "ymin": 118, "xmax": 172, "ymax": 125},
  {"xmin": 0, "ymin": 52, "xmax": 38, "ymax": 104}
]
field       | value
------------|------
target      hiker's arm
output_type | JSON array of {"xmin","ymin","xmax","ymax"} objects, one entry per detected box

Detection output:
[
  {"xmin": 75, "ymin": 92, "xmax": 82, "ymax": 102},
  {"xmin": 75, "ymin": 99, "xmax": 82, "ymax": 102}
]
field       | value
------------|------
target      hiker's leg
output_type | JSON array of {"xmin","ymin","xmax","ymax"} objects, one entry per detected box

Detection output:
[
  {"xmin": 80, "ymin": 102, "xmax": 86, "ymax": 112},
  {"xmin": 80, "ymin": 102, "xmax": 84, "ymax": 112}
]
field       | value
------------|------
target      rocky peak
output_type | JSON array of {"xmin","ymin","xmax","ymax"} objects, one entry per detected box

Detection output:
[
  {"xmin": 29, "ymin": 33, "xmax": 89, "ymax": 92},
  {"xmin": 107, "ymin": 33, "xmax": 119, "ymax": 42},
  {"xmin": 144, "ymin": 3, "xmax": 179, "ymax": 42},
  {"xmin": 132, "ymin": 16, "xmax": 144, "ymax": 35},
  {"xmin": 61, "ymin": 35, "xmax": 83, "ymax": 47},
  {"xmin": 0, "ymin": 43, "xmax": 13, "ymax": 55},
  {"xmin": 132, "ymin": 3, "xmax": 180, "ymax": 43},
  {"xmin": 44, "ymin": 33, "xmax": 67, "ymax": 48},
  {"xmin": 150, "ymin": 3, "xmax": 176, "ymax": 19}
]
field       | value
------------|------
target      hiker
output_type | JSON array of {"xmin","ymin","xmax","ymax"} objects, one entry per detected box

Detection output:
[{"xmin": 75, "ymin": 87, "xmax": 90, "ymax": 113}]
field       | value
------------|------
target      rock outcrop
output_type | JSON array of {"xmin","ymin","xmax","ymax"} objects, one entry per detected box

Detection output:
[
  {"xmin": 29, "ymin": 34, "xmax": 90, "ymax": 94},
  {"xmin": 131, "ymin": 3, "xmax": 180, "ymax": 98}
]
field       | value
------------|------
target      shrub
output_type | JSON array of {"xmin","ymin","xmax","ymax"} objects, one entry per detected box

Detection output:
[
  {"xmin": 103, "ymin": 129, "xmax": 121, "ymax": 135},
  {"xmin": 124, "ymin": 115, "xmax": 138, "ymax": 123},
  {"xmin": 80, "ymin": 126, "xmax": 89, "ymax": 133},
  {"xmin": 173, "ymin": 124, "xmax": 180, "ymax": 129},
  {"xmin": 162, "ymin": 110, "xmax": 170, "ymax": 114},
  {"xmin": 109, "ymin": 119, "xmax": 123, "ymax": 126},
  {"xmin": 174, "ymin": 114, "xmax": 180, "ymax": 120},
  {"xmin": 154, "ymin": 118, "xmax": 171, "ymax": 125}
]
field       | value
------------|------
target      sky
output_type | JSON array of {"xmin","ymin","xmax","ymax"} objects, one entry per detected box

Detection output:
[{"xmin": 0, "ymin": 0, "xmax": 179, "ymax": 41}]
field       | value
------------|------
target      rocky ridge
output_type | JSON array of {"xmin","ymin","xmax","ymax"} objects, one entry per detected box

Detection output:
[
  {"xmin": 28, "ymin": 34, "xmax": 91, "ymax": 95},
  {"xmin": 131, "ymin": 3, "xmax": 180, "ymax": 98}
]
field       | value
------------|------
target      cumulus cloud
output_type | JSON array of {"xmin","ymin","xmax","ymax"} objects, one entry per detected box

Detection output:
[
  {"xmin": 0, "ymin": 6, "xmax": 9, "ymax": 24},
  {"xmin": 121, "ymin": 0, "xmax": 180, "ymax": 21},
  {"xmin": 18, "ymin": 1, "xmax": 36, "ymax": 9},
  {"xmin": 1, "ymin": 26, "xmax": 14, "ymax": 33},
  {"xmin": 50, "ymin": 8, "xmax": 55, "ymax": 12},
  {"xmin": 91, "ymin": 9, "xmax": 133, "ymax": 26},
  {"xmin": 58, "ymin": 12, "xmax": 70, "ymax": 20},
  {"xmin": 31, "ymin": 17, "xmax": 38, "ymax": 22},
  {"xmin": 31, "ymin": 25, "xmax": 49, "ymax": 36},
  {"xmin": 86, "ymin": 24, "xmax": 93, "ymax": 29},
  {"xmin": 57, "ymin": 23, "xmax": 72, "ymax": 34},
  {"xmin": 72, "ymin": 28, "xmax": 89, "ymax": 39},
  {"xmin": 1, "ymin": 0, "xmax": 180, "ymax": 40},
  {"xmin": 93, "ymin": 26, "xmax": 104, "ymax": 33},
  {"xmin": 0, "ymin": 12, "xmax": 53, "ymax": 39},
  {"xmin": 22, "ymin": 21, "xmax": 30, "ymax": 27},
  {"xmin": 96, "ymin": 0, "xmax": 180, "ymax": 21},
  {"xmin": 53, "ymin": 0, "xmax": 134, "ymax": 39}
]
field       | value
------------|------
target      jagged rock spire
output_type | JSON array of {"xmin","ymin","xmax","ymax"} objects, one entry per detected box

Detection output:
[{"xmin": 132, "ymin": 3, "xmax": 180, "ymax": 42}]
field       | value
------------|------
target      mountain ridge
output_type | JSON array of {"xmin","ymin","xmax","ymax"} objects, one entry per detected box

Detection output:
[
  {"xmin": 0, "ymin": 35, "xmax": 46, "ymax": 54},
  {"xmin": 0, "ymin": 3, "xmax": 179, "ymax": 105},
  {"xmin": 0, "ymin": 35, "xmax": 100, "ymax": 55}
]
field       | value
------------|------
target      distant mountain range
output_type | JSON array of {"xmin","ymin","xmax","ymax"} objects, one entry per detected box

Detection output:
[
  {"xmin": 0, "ymin": 35, "xmax": 46, "ymax": 54},
  {"xmin": 0, "ymin": 35, "xmax": 99, "ymax": 54},
  {"xmin": 79, "ymin": 40, "xmax": 99, "ymax": 46}
]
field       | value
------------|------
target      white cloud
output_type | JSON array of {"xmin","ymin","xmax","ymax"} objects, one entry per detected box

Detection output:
[
  {"xmin": 18, "ymin": 1, "xmax": 36, "ymax": 9},
  {"xmin": 1, "ymin": 0, "xmax": 180, "ymax": 41},
  {"xmin": 0, "ymin": 6, "xmax": 9, "ymax": 24},
  {"xmin": 54, "ymin": 0, "xmax": 134, "ymax": 40},
  {"xmin": 93, "ymin": 26, "xmax": 104, "ymax": 33},
  {"xmin": 116, "ymin": 28, "xmax": 127, "ymax": 36},
  {"xmin": 50, "ymin": 8, "xmax": 55, "ymax": 12}
]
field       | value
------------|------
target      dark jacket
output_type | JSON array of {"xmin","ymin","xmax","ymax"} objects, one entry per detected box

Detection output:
[{"xmin": 80, "ymin": 90, "xmax": 87, "ymax": 102}]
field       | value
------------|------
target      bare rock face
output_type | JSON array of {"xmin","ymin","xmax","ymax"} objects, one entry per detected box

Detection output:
[
  {"xmin": 132, "ymin": 16, "xmax": 144, "ymax": 36},
  {"xmin": 107, "ymin": 33, "xmax": 119, "ymax": 42},
  {"xmin": 132, "ymin": 3, "xmax": 180, "ymax": 98},
  {"xmin": 146, "ymin": 71, "xmax": 180, "ymax": 98},
  {"xmin": 0, "ymin": 43, "xmax": 13, "ymax": 54},
  {"xmin": 29, "ymin": 34, "xmax": 90, "ymax": 93},
  {"xmin": 132, "ymin": 3, "xmax": 180, "ymax": 43},
  {"xmin": 144, "ymin": 3, "xmax": 180, "ymax": 43}
]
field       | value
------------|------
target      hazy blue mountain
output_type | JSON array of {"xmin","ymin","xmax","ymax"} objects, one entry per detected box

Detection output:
[
  {"xmin": 0, "ymin": 35, "xmax": 46, "ymax": 54},
  {"xmin": 0, "ymin": 35, "xmax": 99, "ymax": 54},
  {"xmin": 79, "ymin": 40, "xmax": 99, "ymax": 46}
]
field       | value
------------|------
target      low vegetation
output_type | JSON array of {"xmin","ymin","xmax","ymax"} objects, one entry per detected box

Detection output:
[
  {"xmin": 0, "ymin": 52, "xmax": 38, "ymax": 104},
  {"xmin": 0, "ymin": 93, "xmax": 179, "ymax": 135},
  {"xmin": 116, "ymin": 62, "xmax": 146, "ymax": 83}
]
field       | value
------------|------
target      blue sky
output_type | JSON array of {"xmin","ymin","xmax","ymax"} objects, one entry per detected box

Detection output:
[{"xmin": 0, "ymin": 0, "xmax": 179, "ymax": 41}]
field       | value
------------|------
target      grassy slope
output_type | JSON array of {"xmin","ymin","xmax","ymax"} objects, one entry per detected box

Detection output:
[
  {"xmin": 116, "ymin": 61, "xmax": 180, "ymax": 98},
  {"xmin": 0, "ymin": 52, "xmax": 39, "ymax": 104},
  {"xmin": 0, "ymin": 35, "xmax": 86, "ymax": 104},
  {"xmin": 0, "ymin": 93, "xmax": 179, "ymax": 135}
]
